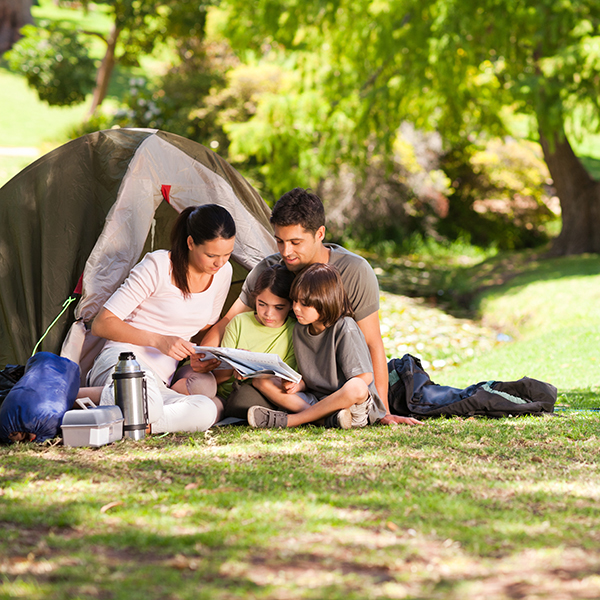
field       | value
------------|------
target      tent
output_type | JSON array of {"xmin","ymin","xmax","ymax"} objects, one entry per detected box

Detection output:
[{"xmin": 0, "ymin": 128, "xmax": 277, "ymax": 380}]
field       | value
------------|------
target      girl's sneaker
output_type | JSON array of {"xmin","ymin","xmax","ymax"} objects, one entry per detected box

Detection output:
[{"xmin": 248, "ymin": 405, "xmax": 288, "ymax": 428}]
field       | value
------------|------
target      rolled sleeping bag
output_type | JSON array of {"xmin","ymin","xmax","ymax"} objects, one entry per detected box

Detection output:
[{"xmin": 0, "ymin": 352, "xmax": 80, "ymax": 443}]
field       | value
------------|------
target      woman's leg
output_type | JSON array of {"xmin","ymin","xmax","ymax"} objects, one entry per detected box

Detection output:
[
  {"xmin": 75, "ymin": 387, "xmax": 103, "ymax": 406},
  {"xmin": 152, "ymin": 384, "xmax": 221, "ymax": 433},
  {"xmin": 170, "ymin": 365, "xmax": 217, "ymax": 397}
]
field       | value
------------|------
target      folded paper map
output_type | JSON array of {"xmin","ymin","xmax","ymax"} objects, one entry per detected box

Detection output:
[{"xmin": 194, "ymin": 346, "xmax": 301, "ymax": 384}]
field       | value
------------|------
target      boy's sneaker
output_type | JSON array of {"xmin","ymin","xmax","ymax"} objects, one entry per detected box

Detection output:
[
  {"xmin": 323, "ymin": 409, "xmax": 352, "ymax": 429},
  {"xmin": 248, "ymin": 405, "xmax": 288, "ymax": 428}
]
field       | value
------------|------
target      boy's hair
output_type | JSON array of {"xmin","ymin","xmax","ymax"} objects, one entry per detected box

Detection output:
[
  {"xmin": 270, "ymin": 188, "xmax": 325, "ymax": 234},
  {"xmin": 252, "ymin": 264, "xmax": 296, "ymax": 303},
  {"xmin": 290, "ymin": 263, "xmax": 353, "ymax": 329}
]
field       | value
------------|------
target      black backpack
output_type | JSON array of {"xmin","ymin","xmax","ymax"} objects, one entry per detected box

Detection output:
[
  {"xmin": 0, "ymin": 364, "xmax": 25, "ymax": 408},
  {"xmin": 388, "ymin": 354, "xmax": 556, "ymax": 418}
]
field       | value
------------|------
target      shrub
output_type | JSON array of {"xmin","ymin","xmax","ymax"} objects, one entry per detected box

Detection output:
[{"xmin": 7, "ymin": 21, "xmax": 96, "ymax": 107}]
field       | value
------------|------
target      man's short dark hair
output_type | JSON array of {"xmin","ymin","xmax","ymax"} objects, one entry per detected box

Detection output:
[{"xmin": 270, "ymin": 188, "xmax": 325, "ymax": 234}]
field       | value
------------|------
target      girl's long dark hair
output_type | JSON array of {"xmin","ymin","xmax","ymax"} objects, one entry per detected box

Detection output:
[
  {"xmin": 170, "ymin": 204, "xmax": 236, "ymax": 296},
  {"xmin": 290, "ymin": 263, "xmax": 353, "ymax": 328},
  {"xmin": 252, "ymin": 264, "xmax": 296, "ymax": 303}
]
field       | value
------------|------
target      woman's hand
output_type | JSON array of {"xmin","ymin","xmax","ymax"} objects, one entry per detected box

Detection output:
[
  {"xmin": 93, "ymin": 309, "xmax": 195, "ymax": 362},
  {"xmin": 155, "ymin": 335, "xmax": 196, "ymax": 362}
]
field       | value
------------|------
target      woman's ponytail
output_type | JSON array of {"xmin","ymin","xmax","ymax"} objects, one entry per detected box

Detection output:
[{"xmin": 170, "ymin": 204, "xmax": 236, "ymax": 297}]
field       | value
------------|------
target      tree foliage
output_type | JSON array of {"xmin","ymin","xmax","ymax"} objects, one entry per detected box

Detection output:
[
  {"xmin": 7, "ymin": 21, "xmax": 96, "ymax": 106},
  {"xmin": 217, "ymin": 0, "xmax": 600, "ymax": 253},
  {"xmin": 7, "ymin": 1, "xmax": 215, "ymax": 112},
  {"xmin": 220, "ymin": 0, "xmax": 600, "ymax": 150}
]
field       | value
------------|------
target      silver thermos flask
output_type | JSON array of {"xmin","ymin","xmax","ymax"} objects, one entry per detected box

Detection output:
[{"xmin": 113, "ymin": 352, "xmax": 148, "ymax": 440}]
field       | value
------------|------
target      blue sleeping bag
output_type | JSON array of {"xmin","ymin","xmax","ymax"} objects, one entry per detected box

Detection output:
[{"xmin": 0, "ymin": 352, "xmax": 80, "ymax": 443}]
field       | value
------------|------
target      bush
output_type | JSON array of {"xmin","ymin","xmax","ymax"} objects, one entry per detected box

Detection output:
[{"xmin": 6, "ymin": 21, "xmax": 96, "ymax": 107}]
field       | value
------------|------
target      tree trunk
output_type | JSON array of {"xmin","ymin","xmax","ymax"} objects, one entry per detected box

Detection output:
[
  {"xmin": 0, "ymin": 0, "xmax": 33, "ymax": 53},
  {"xmin": 539, "ymin": 128, "xmax": 600, "ymax": 256},
  {"xmin": 86, "ymin": 22, "xmax": 120, "ymax": 119}
]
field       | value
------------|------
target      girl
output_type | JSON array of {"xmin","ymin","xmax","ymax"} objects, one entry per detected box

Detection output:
[
  {"xmin": 247, "ymin": 263, "xmax": 388, "ymax": 429},
  {"xmin": 87, "ymin": 204, "xmax": 235, "ymax": 434},
  {"xmin": 188, "ymin": 265, "xmax": 309, "ymax": 420}
]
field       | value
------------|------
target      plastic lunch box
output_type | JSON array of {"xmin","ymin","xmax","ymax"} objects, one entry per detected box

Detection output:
[{"xmin": 61, "ymin": 398, "xmax": 124, "ymax": 447}]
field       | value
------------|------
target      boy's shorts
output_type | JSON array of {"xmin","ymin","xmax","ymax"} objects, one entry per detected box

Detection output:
[{"xmin": 297, "ymin": 391, "xmax": 319, "ymax": 406}]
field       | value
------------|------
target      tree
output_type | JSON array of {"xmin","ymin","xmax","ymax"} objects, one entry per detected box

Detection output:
[
  {"xmin": 0, "ymin": 0, "xmax": 32, "ymax": 53},
  {"xmin": 85, "ymin": 0, "xmax": 214, "ymax": 117},
  {"xmin": 219, "ymin": 0, "xmax": 600, "ymax": 255},
  {"xmin": 7, "ymin": 1, "xmax": 213, "ymax": 116}
]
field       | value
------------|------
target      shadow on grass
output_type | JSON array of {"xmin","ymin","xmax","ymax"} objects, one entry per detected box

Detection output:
[
  {"xmin": 3, "ymin": 420, "xmax": 600, "ymax": 597},
  {"xmin": 557, "ymin": 388, "xmax": 600, "ymax": 410}
]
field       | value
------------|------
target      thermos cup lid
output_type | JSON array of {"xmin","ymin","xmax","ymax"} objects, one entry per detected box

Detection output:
[{"xmin": 113, "ymin": 352, "xmax": 144, "ymax": 376}]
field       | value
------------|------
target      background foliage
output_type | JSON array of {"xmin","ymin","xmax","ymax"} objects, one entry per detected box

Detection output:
[{"xmin": 4, "ymin": 0, "xmax": 600, "ymax": 253}]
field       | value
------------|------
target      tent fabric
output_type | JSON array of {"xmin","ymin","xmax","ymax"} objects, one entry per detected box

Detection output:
[{"xmin": 0, "ymin": 129, "xmax": 277, "ymax": 373}]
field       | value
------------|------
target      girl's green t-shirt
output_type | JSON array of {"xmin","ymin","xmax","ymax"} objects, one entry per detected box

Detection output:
[{"xmin": 217, "ymin": 312, "xmax": 296, "ymax": 398}]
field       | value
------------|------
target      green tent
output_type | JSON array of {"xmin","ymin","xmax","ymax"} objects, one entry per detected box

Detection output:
[{"xmin": 0, "ymin": 129, "xmax": 277, "ymax": 379}]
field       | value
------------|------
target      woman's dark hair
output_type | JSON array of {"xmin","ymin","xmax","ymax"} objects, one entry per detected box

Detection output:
[
  {"xmin": 290, "ymin": 263, "xmax": 353, "ymax": 329},
  {"xmin": 252, "ymin": 264, "xmax": 296, "ymax": 303},
  {"xmin": 170, "ymin": 204, "xmax": 236, "ymax": 296}
]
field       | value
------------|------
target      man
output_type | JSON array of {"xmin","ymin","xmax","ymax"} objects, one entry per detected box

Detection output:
[{"xmin": 201, "ymin": 188, "xmax": 420, "ymax": 426}]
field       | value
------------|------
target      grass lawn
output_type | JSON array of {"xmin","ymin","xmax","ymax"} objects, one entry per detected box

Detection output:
[
  {"xmin": 0, "ymin": 67, "xmax": 90, "ymax": 148},
  {"xmin": 2, "ymin": 252, "xmax": 600, "ymax": 599},
  {"xmin": 441, "ymin": 253, "xmax": 600, "ymax": 394}
]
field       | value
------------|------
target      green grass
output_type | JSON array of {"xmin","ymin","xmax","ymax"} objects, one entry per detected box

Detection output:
[
  {"xmin": 0, "ymin": 0, "xmax": 172, "ymax": 187},
  {"xmin": 0, "ymin": 67, "xmax": 90, "ymax": 147},
  {"xmin": 442, "ymin": 253, "xmax": 600, "ymax": 391},
  {"xmin": 2, "ymin": 418, "xmax": 600, "ymax": 600}
]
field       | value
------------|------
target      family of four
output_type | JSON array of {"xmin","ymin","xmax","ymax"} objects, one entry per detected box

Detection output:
[{"xmin": 87, "ymin": 188, "xmax": 422, "ymax": 432}]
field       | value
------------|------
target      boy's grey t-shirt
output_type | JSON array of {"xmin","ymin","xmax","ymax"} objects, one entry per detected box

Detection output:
[
  {"xmin": 293, "ymin": 316, "xmax": 386, "ymax": 424},
  {"xmin": 240, "ymin": 244, "xmax": 380, "ymax": 322}
]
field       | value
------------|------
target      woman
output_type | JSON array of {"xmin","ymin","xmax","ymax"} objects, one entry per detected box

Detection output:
[{"xmin": 87, "ymin": 204, "xmax": 235, "ymax": 434}]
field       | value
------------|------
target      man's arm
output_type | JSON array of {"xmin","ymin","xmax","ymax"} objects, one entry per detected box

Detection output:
[{"xmin": 356, "ymin": 312, "xmax": 422, "ymax": 426}]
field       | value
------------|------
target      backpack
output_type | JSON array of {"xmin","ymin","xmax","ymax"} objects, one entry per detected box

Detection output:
[
  {"xmin": 0, "ymin": 364, "xmax": 25, "ymax": 408},
  {"xmin": 388, "ymin": 354, "xmax": 556, "ymax": 418}
]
